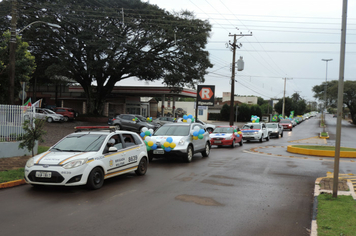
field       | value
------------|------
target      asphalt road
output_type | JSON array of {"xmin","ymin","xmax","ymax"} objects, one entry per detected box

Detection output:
[{"xmin": 1, "ymin": 115, "xmax": 356, "ymax": 236}]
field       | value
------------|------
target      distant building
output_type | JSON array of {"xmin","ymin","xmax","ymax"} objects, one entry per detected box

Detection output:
[{"xmin": 222, "ymin": 92, "xmax": 258, "ymax": 104}]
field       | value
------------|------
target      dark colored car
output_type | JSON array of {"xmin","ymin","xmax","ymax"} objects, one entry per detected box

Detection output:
[
  {"xmin": 53, "ymin": 107, "xmax": 78, "ymax": 122},
  {"xmin": 279, "ymin": 119, "xmax": 293, "ymax": 131},
  {"xmin": 108, "ymin": 114, "xmax": 161, "ymax": 132}
]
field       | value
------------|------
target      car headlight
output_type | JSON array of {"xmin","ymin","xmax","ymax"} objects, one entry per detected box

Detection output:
[
  {"xmin": 254, "ymin": 131, "xmax": 259, "ymax": 134},
  {"xmin": 178, "ymin": 138, "xmax": 185, "ymax": 145},
  {"xmin": 26, "ymin": 158, "xmax": 34, "ymax": 168},
  {"xmin": 225, "ymin": 136, "xmax": 233, "ymax": 140},
  {"xmin": 63, "ymin": 158, "xmax": 88, "ymax": 169}
]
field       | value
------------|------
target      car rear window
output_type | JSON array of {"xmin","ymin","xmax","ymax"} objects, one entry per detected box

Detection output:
[
  {"xmin": 267, "ymin": 124, "xmax": 277, "ymax": 128},
  {"xmin": 280, "ymin": 120, "xmax": 291, "ymax": 123}
]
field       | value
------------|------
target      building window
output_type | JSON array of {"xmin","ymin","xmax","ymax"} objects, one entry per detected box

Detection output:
[{"xmin": 199, "ymin": 109, "xmax": 203, "ymax": 116}]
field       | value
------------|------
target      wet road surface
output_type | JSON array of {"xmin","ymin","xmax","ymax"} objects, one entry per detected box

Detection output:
[{"xmin": 1, "ymin": 115, "xmax": 356, "ymax": 236}]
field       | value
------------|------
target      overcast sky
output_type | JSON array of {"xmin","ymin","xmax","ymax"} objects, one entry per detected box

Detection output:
[{"xmin": 120, "ymin": 0, "xmax": 356, "ymax": 103}]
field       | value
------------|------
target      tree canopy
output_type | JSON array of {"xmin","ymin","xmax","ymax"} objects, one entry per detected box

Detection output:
[
  {"xmin": 274, "ymin": 92, "xmax": 307, "ymax": 116},
  {"xmin": 313, "ymin": 80, "xmax": 356, "ymax": 124},
  {"xmin": 0, "ymin": 0, "xmax": 213, "ymax": 114},
  {"xmin": 0, "ymin": 30, "xmax": 36, "ymax": 104}
]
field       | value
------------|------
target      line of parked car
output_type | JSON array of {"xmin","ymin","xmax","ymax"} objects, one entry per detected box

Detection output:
[{"xmin": 24, "ymin": 107, "xmax": 78, "ymax": 123}]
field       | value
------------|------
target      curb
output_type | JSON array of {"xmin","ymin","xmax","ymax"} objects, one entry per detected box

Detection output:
[
  {"xmin": 0, "ymin": 179, "xmax": 26, "ymax": 189},
  {"xmin": 287, "ymin": 145, "xmax": 356, "ymax": 158}
]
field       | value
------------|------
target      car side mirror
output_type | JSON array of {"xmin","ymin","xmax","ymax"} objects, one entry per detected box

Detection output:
[{"xmin": 108, "ymin": 147, "xmax": 117, "ymax": 152}]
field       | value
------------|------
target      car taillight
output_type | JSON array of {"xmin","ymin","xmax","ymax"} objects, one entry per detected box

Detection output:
[
  {"xmin": 112, "ymin": 118, "xmax": 116, "ymax": 121},
  {"xmin": 288, "ymin": 124, "xmax": 292, "ymax": 127}
]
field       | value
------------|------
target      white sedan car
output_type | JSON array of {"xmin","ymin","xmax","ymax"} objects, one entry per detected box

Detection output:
[{"xmin": 24, "ymin": 126, "xmax": 148, "ymax": 190}]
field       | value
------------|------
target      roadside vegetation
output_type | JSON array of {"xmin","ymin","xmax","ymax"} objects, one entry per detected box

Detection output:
[
  {"xmin": 0, "ymin": 145, "xmax": 50, "ymax": 183},
  {"xmin": 317, "ymin": 193, "xmax": 356, "ymax": 236}
]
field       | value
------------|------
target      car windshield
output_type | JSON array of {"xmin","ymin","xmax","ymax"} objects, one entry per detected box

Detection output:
[
  {"xmin": 242, "ymin": 124, "xmax": 261, "ymax": 129},
  {"xmin": 51, "ymin": 134, "xmax": 106, "ymax": 152},
  {"xmin": 44, "ymin": 109, "xmax": 56, "ymax": 114},
  {"xmin": 154, "ymin": 125, "xmax": 190, "ymax": 136},
  {"xmin": 266, "ymin": 124, "xmax": 278, "ymax": 128},
  {"xmin": 213, "ymin": 127, "xmax": 234, "ymax": 134},
  {"xmin": 280, "ymin": 120, "xmax": 291, "ymax": 123},
  {"xmin": 136, "ymin": 115, "xmax": 146, "ymax": 122}
]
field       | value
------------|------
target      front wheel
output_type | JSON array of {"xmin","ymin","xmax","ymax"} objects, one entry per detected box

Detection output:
[
  {"xmin": 185, "ymin": 145, "xmax": 193, "ymax": 163},
  {"xmin": 239, "ymin": 140, "xmax": 243, "ymax": 146},
  {"xmin": 266, "ymin": 135, "xmax": 269, "ymax": 141},
  {"xmin": 135, "ymin": 157, "xmax": 148, "ymax": 176},
  {"xmin": 115, "ymin": 124, "xmax": 121, "ymax": 130},
  {"xmin": 259, "ymin": 135, "xmax": 263, "ymax": 142},
  {"xmin": 63, "ymin": 116, "xmax": 69, "ymax": 122},
  {"xmin": 47, "ymin": 117, "xmax": 53, "ymax": 123},
  {"xmin": 87, "ymin": 167, "xmax": 104, "ymax": 190},
  {"xmin": 202, "ymin": 143, "xmax": 210, "ymax": 157},
  {"xmin": 281, "ymin": 132, "xmax": 284, "ymax": 138},
  {"xmin": 231, "ymin": 140, "xmax": 235, "ymax": 148}
]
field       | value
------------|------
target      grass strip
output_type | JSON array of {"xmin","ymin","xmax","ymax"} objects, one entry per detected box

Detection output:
[
  {"xmin": 317, "ymin": 193, "xmax": 356, "ymax": 236},
  {"xmin": 0, "ymin": 145, "xmax": 50, "ymax": 183},
  {"xmin": 0, "ymin": 168, "xmax": 25, "ymax": 183},
  {"xmin": 292, "ymin": 145, "xmax": 356, "ymax": 152}
]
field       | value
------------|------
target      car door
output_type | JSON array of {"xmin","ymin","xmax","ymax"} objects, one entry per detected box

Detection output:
[
  {"xmin": 121, "ymin": 133, "xmax": 141, "ymax": 169},
  {"xmin": 191, "ymin": 123, "xmax": 205, "ymax": 151},
  {"xmin": 120, "ymin": 115, "xmax": 136, "ymax": 131},
  {"xmin": 103, "ymin": 134, "xmax": 128, "ymax": 175}
]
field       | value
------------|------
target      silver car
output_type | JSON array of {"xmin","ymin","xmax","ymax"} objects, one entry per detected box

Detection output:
[
  {"xmin": 25, "ymin": 108, "xmax": 64, "ymax": 123},
  {"xmin": 148, "ymin": 123, "xmax": 211, "ymax": 162}
]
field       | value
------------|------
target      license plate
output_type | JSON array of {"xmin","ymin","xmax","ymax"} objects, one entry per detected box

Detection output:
[
  {"xmin": 214, "ymin": 141, "xmax": 221, "ymax": 143},
  {"xmin": 35, "ymin": 171, "xmax": 52, "ymax": 178},
  {"xmin": 153, "ymin": 149, "xmax": 164, "ymax": 154}
]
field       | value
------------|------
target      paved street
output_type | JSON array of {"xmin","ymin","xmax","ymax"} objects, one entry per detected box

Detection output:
[{"xmin": 1, "ymin": 115, "xmax": 356, "ymax": 236}]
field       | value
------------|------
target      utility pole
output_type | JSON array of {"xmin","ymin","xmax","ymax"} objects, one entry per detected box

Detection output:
[
  {"xmin": 228, "ymin": 32, "xmax": 252, "ymax": 126},
  {"xmin": 282, "ymin": 78, "xmax": 292, "ymax": 118},
  {"xmin": 9, "ymin": 0, "xmax": 17, "ymax": 105},
  {"xmin": 333, "ymin": 0, "xmax": 348, "ymax": 198}
]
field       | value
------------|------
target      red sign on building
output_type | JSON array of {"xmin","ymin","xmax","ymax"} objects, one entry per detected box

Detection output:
[{"xmin": 197, "ymin": 85, "xmax": 215, "ymax": 106}]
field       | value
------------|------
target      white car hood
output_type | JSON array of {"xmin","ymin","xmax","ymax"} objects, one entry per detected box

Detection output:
[{"xmin": 33, "ymin": 151, "xmax": 96, "ymax": 165}]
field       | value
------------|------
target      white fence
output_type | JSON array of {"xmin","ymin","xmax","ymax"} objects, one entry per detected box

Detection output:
[{"xmin": 0, "ymin": 104, "xmax": 32, "ymax": 142}]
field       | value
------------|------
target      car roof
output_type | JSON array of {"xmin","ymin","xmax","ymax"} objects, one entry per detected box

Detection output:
[
  {"xmin": 73, "ymin": 130, "xmax": 138, "ymax": 135},
  {"xmin": 216, "ymin": 125, "xmax": 236, "ymax": 128}
]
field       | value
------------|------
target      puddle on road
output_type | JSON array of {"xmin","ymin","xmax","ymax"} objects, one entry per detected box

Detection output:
[
  {"xmin": 175, "ymin": 194, "xmax": 224, "ymax": 206},
  {"xmin": 201, "ymin": 179, "xmax": 233, "ymax": 186}
]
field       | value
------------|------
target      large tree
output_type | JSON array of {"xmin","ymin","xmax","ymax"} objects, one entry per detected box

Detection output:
[
  {"xmin": 0, "ymin": 30, "xmax": 36, "ymax": 104},
  {"xmin": 313, "ymin": 80, "xmax": 356, "ymax": 124},
  {"xmin": 0, "ymin": 0, "xmax": 213, "ymax": 114}
]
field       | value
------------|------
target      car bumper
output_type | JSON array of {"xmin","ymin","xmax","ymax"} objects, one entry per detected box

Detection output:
[
  {"xmin": 242, "ymin": 134, "xmax": 261, "ymax": 140},
  {"xmin": 211, "ymin": 139, "xmax": 233, "ymax": 146},
  {"xmin": 24, "ymin": 164, "xmax": 90, "ymax": 186},
  {"xmin": 269, "ymin": 131, "xmax": 280, "ymax": 137}
]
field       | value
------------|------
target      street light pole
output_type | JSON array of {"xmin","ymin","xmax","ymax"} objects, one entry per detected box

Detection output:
[{"xmin": 322, "ymin": 58, "xmax": 332, "ymax": 133}]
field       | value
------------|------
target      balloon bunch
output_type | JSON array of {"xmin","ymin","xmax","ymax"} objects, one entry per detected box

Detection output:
[
  {"xmin": 191, "ymin": 126, "xmax": 205, "ymax": 140},
  {"xmin": 233, "ymin": 129, "xmax": 241, "ymax": 137},
  {"xmin": 251, "ymin": 115, "xmax": 260, "ymax": 123},
  {"xmin": 144, "ymin": 136, "xmax": 157, "ymax": 151},
  {"xmin": 146, "ymin": 117, "xmax": 152, "ymax": 122},
  {"xmin": 140, "ymin": 127, "xmax": 154, "ymax": 140},
  {"xmin": 132, "ymin": 117, "xmax": 138, "ymax": 121},
  {"xmin": 159, "ymin": 137, "xmax": 176, "ymax": 152},
  {"xmin": 181, "ymin": 114, "xmax": 195, "ymax": 123}
]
